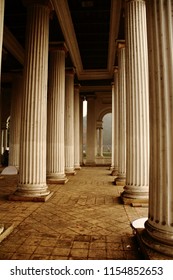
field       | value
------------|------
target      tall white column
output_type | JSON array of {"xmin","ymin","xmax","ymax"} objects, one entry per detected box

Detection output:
[
  {"xmin": 79, "ymin": 96, "xmax": 83, "ymax": 165},
  {"xmin": 115, "ymin": 45, "xmax": 126, "ymax": 185},
  {"xmin": 141, "ymin": 0, "xmax": 173, "ymax": 257},
  {"xmin": 47, "ymin": 44, "xmax": 68, "ymax": 184},
  {"xmin": 86, "ymin": 95, "xmax": 96, "ymax": 165},
  {"xmin": 114, "ymin": 69, "xmax": 119, "ymax": 176},
  {"xmin": 0, "ymin": 0, "xmax": 4, "ymax": 71},
  {"xmin": 0, "ymin": 0, "xmax": 5, "ymax": 165},
  {"xmin": 9, "ymin": 74, "xmax": 22, "ymax": 168},
  {"xmin": 121, "ymin": 0, "xmax": 149, "ymax": 204},
  {"xmin": 13, "ymin": 1, "xmax": 51, "ymax": 199},
  {"xmin": 110, "ymin": 83, "xmax": 115, "ymax": 170},
  {"xmin": 65, "ymin": 69, "xmax": 76, "ymax": 175},
  {"xmin": 74, "ymin": 84, "xmax": 81, "ymax": 170}
]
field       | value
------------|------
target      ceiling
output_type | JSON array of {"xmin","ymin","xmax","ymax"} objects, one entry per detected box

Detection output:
[{"xmin": 2, "ymin": 0, "xmax": 125, "ymax": 88}]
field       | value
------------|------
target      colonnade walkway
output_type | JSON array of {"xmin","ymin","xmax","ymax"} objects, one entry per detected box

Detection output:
[{"xmin": 0, "ymin": 167, "xmax": 148, "ymax": 260}]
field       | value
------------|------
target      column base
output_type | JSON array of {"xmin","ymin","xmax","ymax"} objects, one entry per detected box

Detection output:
[
  {"xmin": 9, "ymin": 183, "xmax": 53, "ymax": 202},
  {"xmin": 9, "ymin": 191, "xmax": 54, "ymax": 202},
  {"xmin": 47, "ymin": 174, "xmax": 68, "ymax": 184},
  {"xmin": 121, "ymin": 185, "xmax": 149, "ymax": 205},
  {"xmin": 65, "ymin": 169, "xmax": 76, "ymax": 176},
  {"xmin": 140, "ymin": 220, "xmax": 173, "ymax": 257},
  {"xmin": 141, "ymin": 228, "xmax": 173, "ymax": 258},
  {"xmin": 74, "ymin": 165, "xmax": 81, "ymax": 170},
  {"xmin": 114, "ymin": 176, "xmax": 126, "ymax": 186}
]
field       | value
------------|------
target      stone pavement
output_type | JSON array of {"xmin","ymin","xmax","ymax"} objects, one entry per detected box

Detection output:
[{"xmin": 0, "ymin": 166, "xmax": 148, "ymax": 260}]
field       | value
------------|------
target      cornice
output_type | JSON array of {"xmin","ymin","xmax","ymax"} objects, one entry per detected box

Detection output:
[
  {"xmin": 3, "ymin": 26, "xmax": 25, "ymax": 66},
  {"xmin": 52, "ymin": 0, "xmax": 122, "ymax": 80}
]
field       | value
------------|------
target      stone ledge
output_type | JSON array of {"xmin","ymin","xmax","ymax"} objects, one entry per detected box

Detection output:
[
  {"xmin": 135, "ymin": 229, "xmax": 173, "ymax": 260},
  {"xmin": 0, "ymin": 224, "xmax": 14, "ymax": 243},
  {"xmin": 8, "ymin": 191, "xmax": 54, "ymax": 202}
]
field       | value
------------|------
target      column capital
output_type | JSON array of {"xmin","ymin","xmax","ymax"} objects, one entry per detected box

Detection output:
[
  {"xmin": 65, "ymin": 67, "xmax": 76, "ymax": 76},
  {"xmin": 23, "ymin": 0, "xmax": 53, "ymax": 10},
  {"xmin": 49, "ymin": 42, "xmax": 68, "ymax": 54}
]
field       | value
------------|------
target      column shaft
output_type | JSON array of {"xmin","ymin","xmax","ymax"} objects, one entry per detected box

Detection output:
[
  {"xmin": 47, "ymin": 48, "xmax": 68, "ymax": 183},
  {"xmin": 111, "ymin": 83, "xmax": 115, "ymax": 170},
  {"xmin": 16, "ymin": 2, "xmax": 50, "ymax": 198},
  {"xmin": 86, "ymin": 96, "xmax": 96, "ymax": 165},
  {"xmin": 122, "ymin": 0, "xmax": 149, "ymax": 203},
  {"xmin": 0, "ymin": 0, "xmax": 5, "ymax": 165},
  {"xmin": 65, "ymin": 70, "xmax": 76, "ymax": 175},
  {"xmin": 141, "ymin": 0, "xmax": 173, "ymax": 256},
  {"xmin": 79, "ymin": 97, "xmax": 83, "ymax": 165},
  {"xmin": 9, "ymin": 75, "xmax": 22, "ymax": 168},
  {"xmin": 74, "ymin": 85, "xmax": 81, "ymax": 169},
  {"xmin": 115, "ymin": 46, "xmax": 126, "ymax": 185}
]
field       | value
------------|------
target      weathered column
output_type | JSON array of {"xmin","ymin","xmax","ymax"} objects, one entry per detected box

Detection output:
[
  {"xmin": 11, "ymin": 0, "xmax": 51, "ymax": 200},
  {"xmin": 113, "ymin": 69, "xmax": 119, "ymax": 176},
  {"xmin": 79, "ymin": 96, "xmax": 83, "ymax": 165},
  {"xmin": 74, "ymin": 84, "xmax": 81, "ymax": 170},
  {"xmin": 115, "ymin": 45, "xmax": 126, "ymax": 185},
  {"xmin": 47, "ymin": 44, "xmax": 68, "ymax": 184},
  {"xmin": 9, "ymin": 74, "xmax": 22, "ymax": 168},
  {"xmin": 0, "ymin": 0, "xmax": 5, "ymax": 165},
  {"xmin": 97, "ymin": 121, "xmax": 103, "ymax": 157},
  {"xmin": 121, "ymin": 0, "xmax": 149, "ymax": 204},
  {"xmin": 65, "ymin": 69, "xmax": 76, "ymax": 175},
  {"xmin": 110, "ymin": 83, "xmax": 115, "ymax": 170},
  {"xmin": 86, "ymin": 95, "xmax": 96, "ymax": 165},
  {"xmin": 141, "ymin": 0, "xmax": 173, "ymax": 257}
]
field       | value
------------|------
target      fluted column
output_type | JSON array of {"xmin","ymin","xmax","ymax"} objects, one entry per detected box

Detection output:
[
  {"xmin": 74, "ymin": 84, "xmax": 81, "ymax": 170},
  {"xmin": 115, "ymin": 45, "xmax": 126, "ymax": 185},
  {"xmin": 9, "ymin": 75, "xmax": 22, "ymax": 168},
  {"xmin": 97, "ymin": 121, "xmax": 103, "ymax": 157},
  {"xmin": 121, "ymin": 0, "xmax": 149, "ymax": 204},
  {"xmin": 114, "ymin": 69, "xmax": 119, "ymax": 175},
  {"xmin": 13, "ymin": 1, "xmax": 51, "ymax": 199},
  {"xmin": 79, "ymin": 96, "xmax": 83, "ymax": 165},
  {"xmin": 0, "ymin": 0, "xmax": 5, "ymax": 165},
  {"xmin": 110, "ymin": 83, "xmax": 115, "ymax": 170},
  {"xmin": 47, "ymin": 44, "xmax": 68, "ymax": 184},
  {"xmin": 141, "ymin": 0, "xmax": 173, "ymax": 257},
  {"xmin": 65, "ymin": 69, "xmax": 76, "ymax": 175},
  {"xmin": 86, "ymin": 96, "xmax": 96, "ymax": 165}
]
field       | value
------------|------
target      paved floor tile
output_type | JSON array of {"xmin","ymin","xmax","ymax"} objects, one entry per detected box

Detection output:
[{"xmin": 0, "ymin": 166, "xmax": 148, "ymax": 260}]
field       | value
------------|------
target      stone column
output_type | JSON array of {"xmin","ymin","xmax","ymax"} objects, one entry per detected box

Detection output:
[
  {"xmin": 121, "ymin": 0, "xmax": 149, "ymax": 204},
  {"xmin": 0, "ymin": 0, "xmax": 5, "ymax": 165},
  {"xmin": 65, "ymin": 69, "xmax": 76, "ymax": 175},
  {"xmin": 110, "ymin": 83, "xmax": 115, "ymax": 171},
  {"xmin": 86, "ymin": 95, "xmax": 96, "ymax": 165},
  {"xmin": 11, "ymin": 1, "xmax": 51, "ymax": 200},
  {"xmin": 141, "ymin": 0, "xmax": 173, "ymax": 257},
  {"xmin": 74, "ymin": 84, "xmax": 81, "ymax": 170},
  {"xmin": 79, "ymin": 96, "xmax": 83, "ymax": 165},
  {"xmin": 97, "ymin": 121, "xmax": 103, "ymax": 157},
  {"xmin": 115, "ymin": 45, "xmax": 126, "ymax": 185},
  {"xmin": 113, "ymin": 69, "xmax": 119, "ymax": 176},
  {"xmin": 0, "ymin": 0, "xmax": 4, "ymax": 70},
  {"xmin": 9, "ymin": 74, "xmax": 22, "ymax": 168},
  {"xmin": 98, "ymin": 127, "xmax": 103, "ymax": 157},
  {"xmin": 47, "ymin": 44, "xmax": 68, "ymax": 184}
]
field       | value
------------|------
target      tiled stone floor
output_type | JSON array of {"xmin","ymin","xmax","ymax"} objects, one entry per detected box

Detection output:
[{"xmin": 0, "ymin": 166, "xmax": 148, "ymax": 260}]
